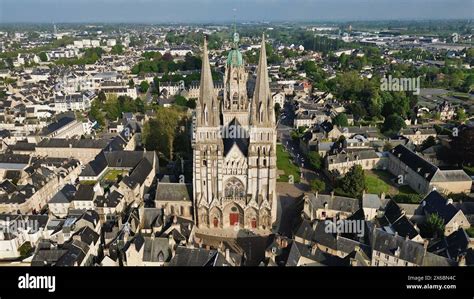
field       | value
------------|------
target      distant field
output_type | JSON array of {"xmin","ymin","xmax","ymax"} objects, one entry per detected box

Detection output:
[{"xmin": 276, "ymin": 144, "xmax": 301, "ymax": 183}]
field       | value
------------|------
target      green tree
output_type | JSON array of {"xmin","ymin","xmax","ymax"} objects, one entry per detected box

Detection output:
[
  {"xmin": 337, "ymin": 165, "xmax": 366, "ymax": 198},
  {"xmin": 134, "ymin": 97, "xmax": 145, "ymax": 113},
  {"xmin": 111, "ymin": 44, "xmax": 124, "ymax": 55},
  {"xmin": 128, "ymin": 79, "xmax": 135, "ymax": 89},
  {"xmin": 139, "ymin": 81, "xmax": 150, "ymax": 93},
  {"xmin": 333, "ymin": 113, "xmax": 349, "ymax": 127},
  {"xmin": 186, "ymin": 98, "xmax": 197, "ymax": 109},
  {"xmin": 382, "ymin": 114, "xmax": 406, "ymax": 136},
  {"xmin": 89, "ymin": 100, "xmax": 105, "ymax": 127},
  {"xmin": 104, "ymin": 94, "xmax": 120, "ymax": 120},
  {"xmin": 310, "ymin": 179, "xmax": 326, "ymax": 192},
  {"xmin": 38, "ymin": 52, "xmax": 48, "ymax": 62},
  {"xmin": 98, "ymin": 91, "xmax": 107, "ymax": 103},
  {"xmin": 153, "ymin": 76, "xmax": 160, "ymax": 95},
  {"xmin": 18, "ymin": 241, "xmax": 33, "ymax": 257},
  {"xmin": 142, "ymin": 107, "xmax": 184, "ymax": 160},
  {"xmin": 455, "ymin": 108, "xmax": 467, "ymax": 123},
  {"xmin": 426, "ymin": 213, "xmax": 445, "ymax": 238},
  {"xmin": 174, "ymin": 95, "xmax": 187, "ymax": 107},
  {"xmin": 307, "ymin": 151, "xmax": 323, "ymax": 169}
]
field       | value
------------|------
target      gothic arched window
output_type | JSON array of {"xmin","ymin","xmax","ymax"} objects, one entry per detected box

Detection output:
[{"xmin": 224, "ymin": 177, "xmax": 245, "ymax": 198}]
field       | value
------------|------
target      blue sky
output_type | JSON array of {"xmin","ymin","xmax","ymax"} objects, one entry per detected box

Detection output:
[{"xmin": 0, "ymin": 0, "xmax": 473, "ymax": 23}]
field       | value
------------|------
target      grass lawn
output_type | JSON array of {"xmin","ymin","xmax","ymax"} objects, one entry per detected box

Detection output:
[
  {"xmin": 276, "ymin": 144, "xmax": 301, "ymax": 183},
  {"xmin": 365, "ymin": 172, "xmax": 391, "ymax": 195},
  {"xmin": 364, "ymin": 170, "xmax": 421, "ymax": 203},
  {"xmin": 102, "ymin": 169, "xmax": 128, "ymax": 181}
]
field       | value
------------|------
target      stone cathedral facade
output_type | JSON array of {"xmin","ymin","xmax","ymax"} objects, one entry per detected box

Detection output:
[{"xmin": 192, "ymin": 33, "xmax": 277, "ymax": 233}]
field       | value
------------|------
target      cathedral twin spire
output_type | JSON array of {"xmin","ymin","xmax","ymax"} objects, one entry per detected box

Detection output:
[
  {"xmin": 197, "ymin": 37, "xmax": 219, "ymax": 127},
  {"xmin": 250, "ymin": 34, "xmax": 274, "ymax": 127},
  {"xmin": 197, "ymin": 33, "xmax": 274, "ymax": 127}
]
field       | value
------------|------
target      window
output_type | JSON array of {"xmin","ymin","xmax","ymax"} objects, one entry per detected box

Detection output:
[{"xmin": 224, "ymin": 178, "xmax": 245, "ymax": 198}]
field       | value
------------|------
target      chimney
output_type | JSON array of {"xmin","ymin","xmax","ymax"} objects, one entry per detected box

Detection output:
[
  {"xmin": 381, "ymin": 192, "xmax": 386, "ymax": 201},
  {"xmin": 225, "ymin": 248, "xmax": 230, "ymax": 260},
  {"xmin": 458, "ymin": 254, "xmax": 466, "ymax": 266},
  {"xmin": 330, "ymin": 191, "xmax": 334, "ymax": 199},
  {"xmin": 423, "ymin": 239, "xmax": 429, "ymax": 254},
  {"xmin": 447, "ymin": 198, "xmax": 453, "ymax": 205}
]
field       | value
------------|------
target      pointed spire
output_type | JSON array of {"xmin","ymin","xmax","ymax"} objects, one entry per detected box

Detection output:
[
  {"xmin": 198, "ymin": 36, "xmax": 218, "ymax": 126},
  {"xmin": 251, "ymin": 34, "xmax": 273, "ymax": 126}
]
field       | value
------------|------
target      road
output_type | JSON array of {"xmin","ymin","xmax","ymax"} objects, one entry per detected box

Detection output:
[{"xmin": 277, "ymin": 100, "xmax": 332, "ymax": 191}]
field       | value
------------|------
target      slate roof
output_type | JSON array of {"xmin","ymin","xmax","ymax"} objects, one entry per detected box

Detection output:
[
  {"xmin": 40, "ymin": 116, "xmax": 75, "ymax": 136},
  {"xmin": 390, "ymin": 145, "xmax": 438, "ymax": 181},
  {"xmin": 143, "ymin": 237, "xmax": 171, "ymax": 263},
  {"xmin": 0, "ymin": 153, "xmax": 30, "ymax": 165},
  {"xmin": 155, "ymin": 182, "xmax": 192, "ymax": 202},
  {"xmin": 168, "ymin": 246, "xmax": 220, "ymax": 266},
  {"xmin": 306, "ymin": 193, "xmax": 359, "ymax": 214},
  {"xmin": 142, "ymin": 208, "xmax": 163, "ymax": 229},
  {"xmin": 377, "ymin": 199, "xmax": 419, "ymax": 240},
  {"xmin": 37, "ymin": 138, "xmax": 110, "ymax": 149},
  {"xmin": 419, "ymin": 191, "xmax": 460, "ymax": 224},
  {"xmin": 55, "ymin": 239, "xmax": 89, "ymax": 266},
  {"xmin": 74, "ymin": 184, "xmax": 95, "ymax": 201},
  {"xmin": 80, "ymin": 151, "xmax": 155, "ymax": 177},
  {"xmin": 72, "ymin": 226, "xmax": 99, "ymax": 246},
  {"xmin": 223, "ymin": 118, "xmax": 249, "ymax": 157},
  {"xmin": 428, "ymin": 229, "xmax": 470, "ymax": 260},
  {"xmin": 371, "ymin": 228, "xmax": 425, "ymax": 265},
  {"xmin": 94, "ymin": 190, "xmax": 123, "ymax": 208},
  {"xmin": 31, "ymin": 249, "xmax": 68, "ymax": 266},
  {"xmin": 286, "ymin": 241, "xmax": 350, "ymax": 266},
  {"xmin": 327, "ymin": 149, "xmax": 379, "ymax": 164},
  {"xmin": 122, "ymin": 158, "xmax": 153, "ymax": 188},
  {"xmin": 49, "ymin": 184, "xmax": 76, "ymax": 204}
]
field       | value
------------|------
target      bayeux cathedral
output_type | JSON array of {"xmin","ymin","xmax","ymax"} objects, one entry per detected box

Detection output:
[{"xmin": 192, "ymin": 32, "xmax": 277, "ymax": 234}]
